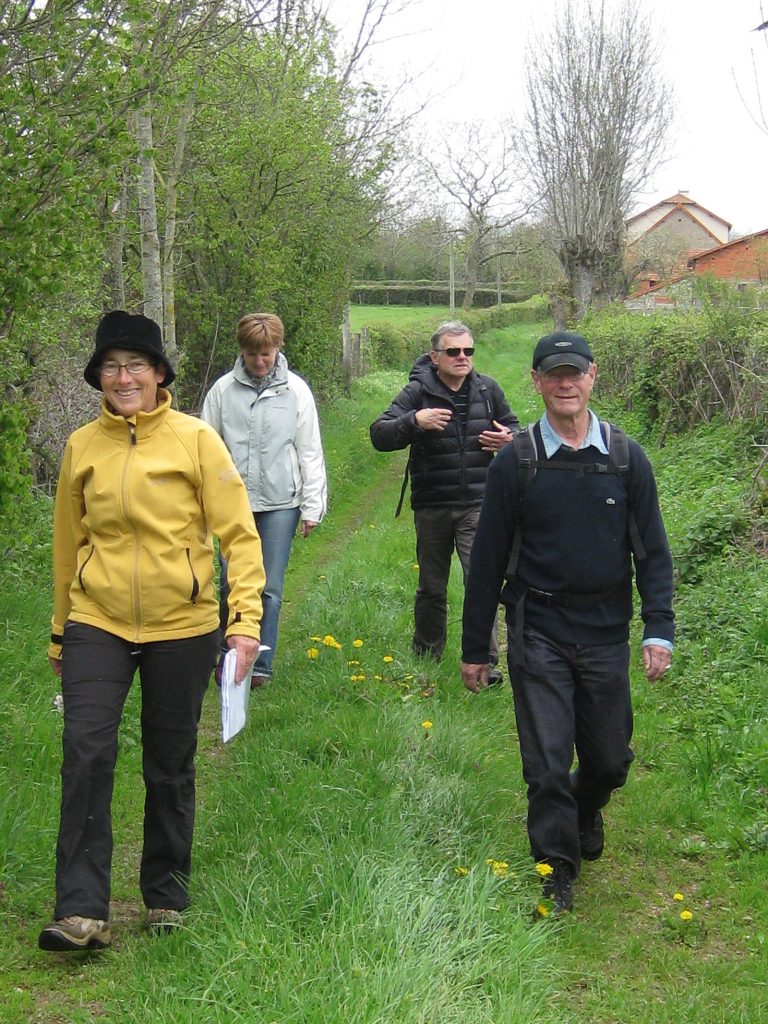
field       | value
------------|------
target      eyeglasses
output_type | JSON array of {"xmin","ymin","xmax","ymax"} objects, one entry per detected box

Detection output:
[
  {"xmin": 439, "ymin": 346, "xmax": 475, "ymax": 357},
  {"xmin": 99, "ymin": 359, "xmax": 153, "ymax": 377}
]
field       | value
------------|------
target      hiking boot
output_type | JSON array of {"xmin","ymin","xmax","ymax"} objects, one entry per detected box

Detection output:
[
  {"xmin": 250, "ymin": 673, "xmax": 271, "ymax": 690},
  {"xmin": 38, "ymin": 915, "xmax": 111, "ymax": 951},
  {"xmin": 147, "ymin": 908, "xmax": 183, "ymax": 933},
  {"xmin": 542, "ymin": 861, "xmax": 574, "ymax": 914},
  {"xmin": 579, "ymin": 811, "xmax": 605, "ymax": 861}
]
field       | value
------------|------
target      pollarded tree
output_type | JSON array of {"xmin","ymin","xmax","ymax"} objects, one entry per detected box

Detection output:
[{"xmin": 522, "ymin": 0, "xmax": 672, "ymax": 321}]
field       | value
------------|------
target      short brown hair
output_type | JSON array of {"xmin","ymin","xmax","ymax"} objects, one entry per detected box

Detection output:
[{"xmin": 236, "ymin": 313, "xmax": 284, "ymax": 350}]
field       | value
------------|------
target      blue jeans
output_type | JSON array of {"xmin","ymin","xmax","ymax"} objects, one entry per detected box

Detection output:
[
  {"xmin": 508, "ymin": 626, "xmax": 633, "ymax": 873},
  {"xmin": 219, "ymin": 507, "xmax": 300, "ymax": 678}
]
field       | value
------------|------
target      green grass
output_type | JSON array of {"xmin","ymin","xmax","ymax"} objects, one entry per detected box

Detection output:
[
  {"xmin": 348, "ymin": 304, "xmax": 454, "ymax": 334},
  {"xmin": 2, "ymin": 312, "xmax": 767, "ymax": 1021}
]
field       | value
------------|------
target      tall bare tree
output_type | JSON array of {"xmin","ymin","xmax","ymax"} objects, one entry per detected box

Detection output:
[
  {"xmin": 522, "ymin": 0, "xmax": 672, "ymax": 322},
  {"xmin": 423, "ymin": 123, "xmax": 530, "ymax": 310}
]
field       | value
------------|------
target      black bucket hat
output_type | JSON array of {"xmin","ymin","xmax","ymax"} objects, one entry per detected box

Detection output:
[{"xmin": 84, "ymin": 310, "xmax": 176, "ymax": 390}]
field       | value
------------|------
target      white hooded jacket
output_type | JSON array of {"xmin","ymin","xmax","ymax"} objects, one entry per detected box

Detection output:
[{"xmin": 201, "ymin": 352, "xmax": 327, "ymax": 523}]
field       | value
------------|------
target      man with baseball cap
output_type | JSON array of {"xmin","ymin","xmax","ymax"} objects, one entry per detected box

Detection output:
[{"xmin": 460, "ymin": 331, "xmax": 674, "ymax": 914}]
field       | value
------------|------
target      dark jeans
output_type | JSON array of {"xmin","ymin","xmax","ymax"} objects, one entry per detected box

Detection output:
[
  {"xmin": 508, "ymin": 626, "xmax": 633, "ymax": 873},
  {"xmin": 413, "ymin": 505, "xmax": 499, "ymax": 662},
  {"xmin": 54, "ymin": 623, "xmax": 218, "ymax": 920}
]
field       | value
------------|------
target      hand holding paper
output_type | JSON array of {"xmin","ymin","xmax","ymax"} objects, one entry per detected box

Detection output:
[{"xmin": 228, "ymin": 634, "xmax": 260, "ymax": 683}]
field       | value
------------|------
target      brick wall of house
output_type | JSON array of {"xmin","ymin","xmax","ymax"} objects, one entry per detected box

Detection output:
[{"xmin": 693, "ymin": 238, "xmax": 768, "ymax": 282}]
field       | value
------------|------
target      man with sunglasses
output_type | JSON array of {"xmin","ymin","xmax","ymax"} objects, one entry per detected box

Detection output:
[
  {"xmin": 460, "ymin": 331, "xmax": 674, "ymax": 915},
  {"xmin": 370, "ymin": 320, "xmax": 518, "ymax": 671}
]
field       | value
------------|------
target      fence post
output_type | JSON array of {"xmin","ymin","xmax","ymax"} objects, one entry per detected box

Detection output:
[
  {"xmin": 352, "ymin": 332, "xmax": 362, "ymax": 381},
  {"xmin": 342, "ymin": 304, "xmax": 352, "ymax": 394}
]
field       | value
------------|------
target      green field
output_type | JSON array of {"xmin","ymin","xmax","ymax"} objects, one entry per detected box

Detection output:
[{"xmin": 348, "ymin": 303, "xmax": 454, "ymax": 334}]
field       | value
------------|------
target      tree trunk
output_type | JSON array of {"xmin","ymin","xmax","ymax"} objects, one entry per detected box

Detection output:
[
  {"xmin": 136, "ymin": 100, "xmax": 163, "ymax": 327},
  {"xmin": 104, "ymin": 168, "xmax": 129, "ymax": 310},
  {"xmin": 162, "ymin": 89, "xmax": 196, "ymax": 365}
]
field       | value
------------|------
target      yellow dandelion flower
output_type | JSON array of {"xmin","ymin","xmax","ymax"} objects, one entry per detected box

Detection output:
[
  {"xmin": 421, "ymin": 720, "xmax": 433, "ymax": 729},
  {"xmin": 347, "ymin": 660, "xmax": 360, "ymax": 666},
  {"xmin": 353, "ymin": 639, "xmax": 364, "ymax": 648},
  {"xmin": 383, "ymin": 655, "xmax": 394, "ymax": 663},
  {"xmin": 412, "ymin": 563, "xmax": 419, "ymax": 570},
  {"xmin": 322, "ymin": 635, "xmax": 336, "ymax": 646},
  {"xmin": 680, "ymin": 910, "xmax": 693, "ymax": 921},
  {"xmin": 536, "ymin": 903, "xmax": 550, "ymax": 917},
  {"xmin": 307, "ymin": 648, "xmax": 319, "ymax": 659},
  {"xmin": 374, "ymin": 674, "xmax": 383, "ymax": 681},
  {"xmin": 673, "ymin": 892, "xmax": 685, "ymax": 901},
  {"xmin": 535, "ymin": 862, "xmax": 554, "ymax": 878},
  {"xmin": 454, "ymin": 866, "xmax": 469, "ymax": 877},
  {"xmin": 310, "ymin": 636, "xmax": 322, "ymax": 642}
]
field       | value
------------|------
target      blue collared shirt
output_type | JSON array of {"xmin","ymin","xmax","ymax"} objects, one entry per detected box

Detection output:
[{"xmin": 537, "ymin": 411, "xmax": 673, "ymax": 654}]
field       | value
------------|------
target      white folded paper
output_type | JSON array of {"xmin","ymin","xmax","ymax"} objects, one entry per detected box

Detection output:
[
  {"xmin": 219, "ymin": 645, "xmax": 270, "ymax": 742},
  {"xmin": 220, "ymin": 649, "xmax": 250, "ymax": 743}
]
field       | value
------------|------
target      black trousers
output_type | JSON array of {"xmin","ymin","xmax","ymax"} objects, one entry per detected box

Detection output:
[
  {"xmin": 508, "ymin": 626, "xmax": 634, "ymax": 873},
  {"xmin": 54, "ymin": 623, "xmax": 218, "ymax": 920}
]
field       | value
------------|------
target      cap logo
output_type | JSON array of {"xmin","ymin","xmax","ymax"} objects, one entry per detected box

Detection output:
[{"xmin": 555, "ymin": 341, "xmax": 572, "ymax": 347}]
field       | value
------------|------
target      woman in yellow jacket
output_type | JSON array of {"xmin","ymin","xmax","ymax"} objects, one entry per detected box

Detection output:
[{"xmin": 38, "ymin": 311, "xmax": 265, "ymax": 952}]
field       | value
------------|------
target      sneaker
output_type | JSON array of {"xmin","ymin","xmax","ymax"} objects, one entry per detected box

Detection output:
[
  {"xmin": 487, "ymin": 669, "xmax": 503, "ymax": 688},
  {"xmin": 250, "ymin": 673, "xmax": 271, "ymax": 689},
  {"xmin": 147, "ymin": 908, "xmax": 183, "ymax": 932},
  {"xmin": 542, "ymin": 861, "xmax": 574, "ymax": 914},
  {"xmin": 38, "ymin": 915, "xmax": 111, "ymax": 951},
  {"xmin": 579, "ymin": 811, "xmax": 605, "ymax": 861}
]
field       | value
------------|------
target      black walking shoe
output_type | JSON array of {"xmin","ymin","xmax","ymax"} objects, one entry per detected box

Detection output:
[
  {"xmin": 542, "ymin": 861, "xmax": 574, "ymax": 914},
  {"xmin": 487, "ymin": 669, "xmax": 503, "ymax": 688},
  {"xmin": 579, "ymin": 811, "xmax": 605, "ymax": 861}
]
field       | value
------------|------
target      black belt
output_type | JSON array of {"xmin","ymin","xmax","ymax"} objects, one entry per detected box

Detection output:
[{"xmin": 512, "ymin": 584, "xmax": 622, "ymax": 669}]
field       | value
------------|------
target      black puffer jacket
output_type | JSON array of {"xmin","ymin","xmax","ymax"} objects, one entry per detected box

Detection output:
[{"xmin": 370, "ymin": 355, "xmax": 519, "ymax": 509}]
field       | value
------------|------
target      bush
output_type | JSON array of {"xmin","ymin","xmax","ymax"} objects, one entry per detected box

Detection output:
[{"xmin": 585, "ymin": 288, "xmax": 768, "ymax": 435}]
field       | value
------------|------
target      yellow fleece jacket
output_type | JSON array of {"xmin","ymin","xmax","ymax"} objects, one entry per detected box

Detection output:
[{"xmin": 49, "ymin": 390, "xmax": 265, "ymax": 660}]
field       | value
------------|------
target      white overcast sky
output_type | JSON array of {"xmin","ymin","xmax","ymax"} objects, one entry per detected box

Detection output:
[{"xmin": 328, "ymin": 0, "xmax": 768, "ymax": 235}]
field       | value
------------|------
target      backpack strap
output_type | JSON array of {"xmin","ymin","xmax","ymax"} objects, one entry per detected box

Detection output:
[
  {"xmin": 395, "ymin": 451, "xmax": 410, "ymax": 518},
  {"xmin": 506, "ymin": 425, "xmax": 538, "ymax": 578},
  {"xmin": 602, "ymin": 421, "xmax": 645, "ymax": 561}
]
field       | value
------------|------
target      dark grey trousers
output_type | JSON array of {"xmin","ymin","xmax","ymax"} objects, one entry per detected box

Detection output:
[
  {"xmin": 508, "ymin": 626, "xmax": 633, "ymax": 873},
  {"xmin": 413, "ymin": 505, "xmax": 499, "ymax": 663},
  {"xmin": 53, "ymin": 623, "xmax": 218, "ymax": 920}
]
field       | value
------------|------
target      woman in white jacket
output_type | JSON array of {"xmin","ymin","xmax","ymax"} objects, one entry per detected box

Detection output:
[{"xmin": 202, "ymin": 313, "xmax": 327, "ymax": 687}]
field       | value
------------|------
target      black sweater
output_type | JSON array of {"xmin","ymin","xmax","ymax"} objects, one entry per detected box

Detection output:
[
  {"xmin": 369, "ymin": 356, "xmax": 519, "ymax": 509},
  {"xmin": 462, "ymin": 423, "xmax": 674, "ymax": 658}
]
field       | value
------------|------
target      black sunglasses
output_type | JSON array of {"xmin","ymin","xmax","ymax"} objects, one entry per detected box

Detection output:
[{"xmin": 440, "ymin": 346, "xmax": 475, "ymax": 357}]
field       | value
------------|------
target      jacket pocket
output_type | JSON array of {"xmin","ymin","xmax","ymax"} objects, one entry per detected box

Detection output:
[
  {"xmin": 185, "ymin": 548, "xmax": 200, "ymax": 604},
  {"xmin": 77, "ymin": 546, "xmax": 95, "ymax": 595}
]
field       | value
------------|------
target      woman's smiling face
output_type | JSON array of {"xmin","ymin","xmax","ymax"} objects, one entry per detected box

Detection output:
[{"xmin": 99, "ymin": 348, "xmax": 165, "ymax": 416}]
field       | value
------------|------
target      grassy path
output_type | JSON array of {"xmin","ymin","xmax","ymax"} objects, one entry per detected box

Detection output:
[{"xmin": 1, "ymin": 317, "xmax": 766, "ymax": 1022}]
